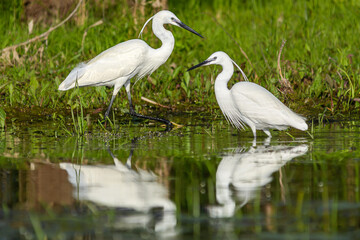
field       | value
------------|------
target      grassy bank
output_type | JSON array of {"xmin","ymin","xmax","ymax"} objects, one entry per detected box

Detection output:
[{"xmin": 0, "ymin": 0, "xmax": 359, "ymax": 128}]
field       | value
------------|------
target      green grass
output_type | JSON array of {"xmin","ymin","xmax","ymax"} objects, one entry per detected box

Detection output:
[
  {"xmin": 0, "ymin": 0, "xmax": 359, "ymax": 129},
  {"xmin": 0, "ymin": 108, "xmax": 5, "ymax": 129}
]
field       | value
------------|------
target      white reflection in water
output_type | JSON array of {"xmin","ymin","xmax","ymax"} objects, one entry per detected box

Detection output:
[
  {"xmin": 59, "ymin": 149, "xmax": 176, "ymax": 233},
  {"xmin": 208, "ymin": 144, "xmax": 308, "ymax": 218}
]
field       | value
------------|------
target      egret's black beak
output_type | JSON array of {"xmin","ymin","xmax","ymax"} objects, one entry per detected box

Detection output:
[
  {"xmin": 174, "ymin": 19, "xmax": 204, "ymax": 38},
  {"xmin": 187, "ymin": 58, "xmax": 213, "ymax": 71}
]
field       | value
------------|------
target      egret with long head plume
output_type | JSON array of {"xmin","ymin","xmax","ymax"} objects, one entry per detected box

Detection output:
[
  {"xmin": 187, "ymin": 51, "xmax": 308, "ymax": 138},
  {"xmin": 58, "ymin": 10, "xmax": 203, "ymax": 130}
]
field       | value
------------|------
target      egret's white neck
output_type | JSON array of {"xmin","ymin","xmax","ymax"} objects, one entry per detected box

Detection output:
[
  {"xmin": 214, "ymin": 59, "xmax": 234, "ymax": 93},
  {"xmin": 214, "ymin": 59, "xmax": 243, "ymax": 129},
  {"xmin": 152, "ymin": 18, "xmax": 175, "ymax": 56}
]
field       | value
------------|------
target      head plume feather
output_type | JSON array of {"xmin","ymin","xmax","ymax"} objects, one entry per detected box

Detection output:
[
  {"xmin": 231, "ymin": 59, "xmax": 249, "ymax": 82},
  {"xmin": 138, "ymin": 16, "xmax": 154, "ymax": 38}
]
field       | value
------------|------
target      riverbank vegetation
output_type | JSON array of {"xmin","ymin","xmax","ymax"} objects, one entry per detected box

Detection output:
[{"xmin": 1, "ymin": 0, "xmax": 359, "ymax": 130}]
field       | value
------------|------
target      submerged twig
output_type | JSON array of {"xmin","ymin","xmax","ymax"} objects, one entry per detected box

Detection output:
[
  {"xmin": 141, "ymin": 96, "xmax": 171, "ymax": 109},
  {"xmin": 279, "ymin": 168, "xmax": 286, "ymax": 203},
  {"xmin": 1, "ymin": 0, "xmax": 84, "ymax": 54},
  {"xmin": 160, "ymin": 121, "xmax": 183, "ymax": 130},
  {"xmin": 140, "ymin": 96, "xmax": 183, "ymax": 129},
  {"xmin": 277, "ymin": 40, "xmax": 293, "ymax": 93}
]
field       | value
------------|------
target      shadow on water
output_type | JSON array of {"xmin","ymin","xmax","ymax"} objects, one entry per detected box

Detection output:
[
  {"xmin": 208, "ymin": 144, "xmax": 308, "ymax": 218},
  {"xmin": 0, "ymin": 137, "xmax": 177, "ymax": 239},
  {"xmin": 1, "ymin": 118, "xmax": 360, "ymax": 239},
  {"xmin": 60, "ymin": 140, "xmax": 177, "ymax": 234}
]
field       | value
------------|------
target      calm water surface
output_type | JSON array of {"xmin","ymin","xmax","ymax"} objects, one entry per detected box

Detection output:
[{"xmin": 1, "ymin": 116, "xmax": 360, "ymax": 239}]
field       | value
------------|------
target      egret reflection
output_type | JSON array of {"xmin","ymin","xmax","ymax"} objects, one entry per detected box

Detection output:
[
  {"xmin": 59, "ymin": 146, "xmax": 176, "ymax": 232},
  {"xmin": 208, "ymin": 144, "xmax": 308, "ymax": 218}
]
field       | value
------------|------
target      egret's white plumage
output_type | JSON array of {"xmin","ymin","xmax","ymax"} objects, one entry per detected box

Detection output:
[
  {"xmin": 58, "ymin": 10, "xmax": 203, "ymax": 128},
  {"xmin": 188, "ymin": 51, "xmax": 308, "ymax": 138}
]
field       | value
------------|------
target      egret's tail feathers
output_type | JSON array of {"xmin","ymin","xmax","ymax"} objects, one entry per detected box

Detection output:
[
  {"xmin": 58, "ymin": 63, "xmax": 87, "ymax": 91},
  {"xmin": 291, "ymin": 115, "xmax": 308, "ymax": 131},
  {"xmin": 295, "ymin": 121, "xmax": 308, "ymax": 131}
]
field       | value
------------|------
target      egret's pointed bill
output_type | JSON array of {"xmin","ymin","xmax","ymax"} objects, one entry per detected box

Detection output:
[
  {"xmin": 173, "ymin": 19, "xmax": 204, "ymax": 38},
  {"xmin": 187, "ymin": 58, "xmax": 214, "ymax": 71}
]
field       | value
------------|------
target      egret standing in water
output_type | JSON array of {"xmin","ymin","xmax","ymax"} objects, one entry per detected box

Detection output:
[
  {"xmin": 187, "ymin": 51, "xmax": 308, "ymax": 138},
  {"xmin": 58, "ymin": 10, "xmax": 203, "ymax": 130}
]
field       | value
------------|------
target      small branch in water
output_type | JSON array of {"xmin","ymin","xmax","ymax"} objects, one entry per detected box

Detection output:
[
  {"xmin": 141, "ymin": 96, "xmax": 171, "ymax": 109},
  {"xmin": 279, "ymin": 167, "xmax": 286, "ymax": 203},
  {"xmin": 277, "ymin": 40, "xmax": 293, "ymax": 93},
  {"xmin": 167, "ymin": 121, "xmax": 184, "ymax": 129},
  {"xmin": 141, "ymin": 96, "xmax": 183, "ymax": 129}
]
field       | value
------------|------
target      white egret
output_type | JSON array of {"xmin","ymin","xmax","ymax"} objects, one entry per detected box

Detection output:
[
  {"xmin": 58, "ymin": 10, "xmax": 203, "ymax": 130},
  {"xmin": 188, "ymin": 51, "xmax": 308, "ymax": 138}
]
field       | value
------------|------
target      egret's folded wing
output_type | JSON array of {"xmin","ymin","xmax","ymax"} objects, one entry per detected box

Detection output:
[
  {"xmin": 82, "ymin": 40, "xmax": 148, "ymax": 84},
  {"xmin": 59, "ymin": 40, "xmax": 148, "ymax": 90},
  {"xmin": 231, "ymin": 82, "xmax": 305, "ymax": 128}
]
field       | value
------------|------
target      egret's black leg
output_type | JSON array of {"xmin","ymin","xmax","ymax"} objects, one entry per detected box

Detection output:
[
  {"xmin": 126, "ymin": 89, "xmax": 173, "ymax": 131},
  {"xmin": 102, "ymin": 94, "xmax": 116, "ymax": 126},
  {"xmin": 130, "ymin": 105, "xmax": 174, "ymax": 131},
  {"xmin": 104, "ymin": 94, "xmax": 117, "ymax": 119}
]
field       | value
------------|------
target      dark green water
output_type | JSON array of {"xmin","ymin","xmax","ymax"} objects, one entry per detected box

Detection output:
[{"xmin": 1, "ymin": 116, "xmax": 360, "ymax": 239}]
